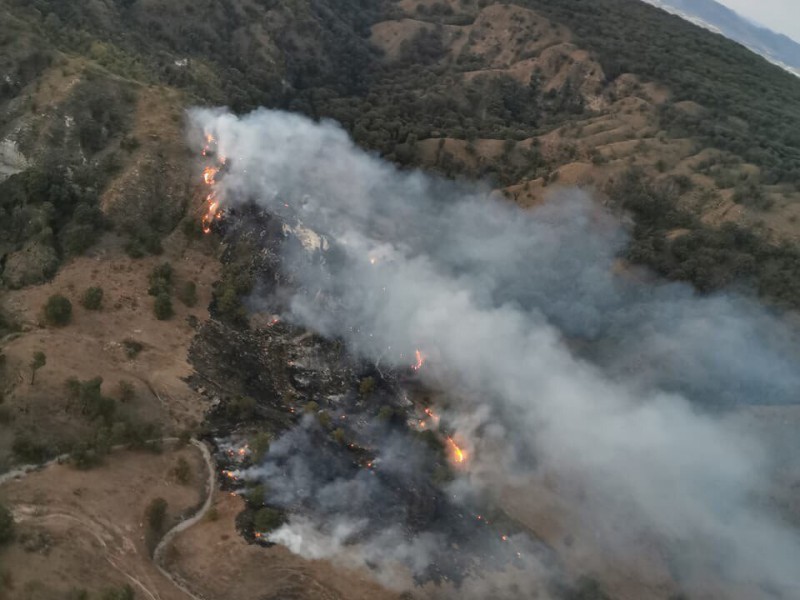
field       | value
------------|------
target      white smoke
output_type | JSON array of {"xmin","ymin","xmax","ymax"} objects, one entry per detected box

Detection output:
[{"xmin": 190, "ymin": 108, "xmax": 800, "ymax": 596}]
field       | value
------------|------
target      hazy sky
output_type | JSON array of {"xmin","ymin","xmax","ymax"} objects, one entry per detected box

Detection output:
[{"xmin": 718, "ymin": 0, "xmax": 800, "ymax": 42}]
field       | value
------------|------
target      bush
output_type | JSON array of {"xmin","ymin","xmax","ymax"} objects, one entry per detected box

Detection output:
[
  {"xmin": 359, "ymin": 376, "xmax": 376, "ymax": 397},
  {"xmin": 154, "ymin": 293, "xmax": 173, "ymax": 320},
  {"xmin": 67, "ymin": 376, "xmax": 116, "ymax": 422},
  {"xmin": 122, "ymin": 338, "xmax": 144, "ymax": 358},
  {"xmin": 245, "ymin": 483, "xmax": 266, "ymax": 506},
  {"xmin": 81, "ymin": 286, "xmax": 104, "ymax": 310},
  {"xmin": 0, "ymin": 503, "xmax": 14, "ymax": 545},
  {"xmin": 11, "ymin": 434, "xmax": 50, "ymax": 463},
  {"xmin": 227, "ymin": 396, "xmax": 257, "ymax": 420},
  {"xmin": 177, "ymin": 281, "xmax": 198, "ymax": 307},
  {"xmin": 44, "ymin": 294, "xmax": 72, "ymax": 326},
  {"xmin": 253, "ymin": 507, "xmax": 283, "ymax": 532},
  {"xmin": 146, "ymin": 497, "xmax": 168, "ymax": 533},
  {"xmin": 250, "ymin": 432, "xmax": 271, "ymax": 461},
  {"xmin": 148, "ymin": 262, "xmax": 173, "ymax": 296},
  {"xmin": 332, "ymin": 427, "xmax": 347, "ymax": 445}
]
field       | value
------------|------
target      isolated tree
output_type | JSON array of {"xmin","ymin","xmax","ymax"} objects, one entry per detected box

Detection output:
[
  {"xmin": 44, "ymin": 294, "xmax": 72, "ymax": 326},
  {"xmin": 30, "ymin": 351, "xmax": 46, "ymax": 384}
]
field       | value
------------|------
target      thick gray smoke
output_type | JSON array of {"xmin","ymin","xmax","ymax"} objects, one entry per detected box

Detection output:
[{"xmin": 190, "ymin": 108, "xmax": 800, "ymax": 595}]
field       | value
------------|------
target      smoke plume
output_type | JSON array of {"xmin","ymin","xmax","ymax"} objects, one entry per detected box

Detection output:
[{"xmin": 190, "ymin": 108, "xmax": 800, "ymax": 596}]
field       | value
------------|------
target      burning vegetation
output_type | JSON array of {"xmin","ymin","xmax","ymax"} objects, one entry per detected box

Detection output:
[{"xmin": 200, "ymin": 134, "xmax": 226, "ymax": 234}]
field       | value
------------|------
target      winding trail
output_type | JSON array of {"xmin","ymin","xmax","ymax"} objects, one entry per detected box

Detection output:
[
  {"xmin": 1, "ymin": 438, "xmax": 218, "ymax": 600},
  {"xmin": 153, "ymin": 439, "xmax": 216, "ymax": 600}
]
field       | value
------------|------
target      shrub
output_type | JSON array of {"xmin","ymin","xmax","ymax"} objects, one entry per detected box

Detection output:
[
  {"xmin": 0, "ymin": 503, "xmax": 14, "ymax": 545},
  {"xmin": 359, "ymin": 376, "xmax": 376, "ymax": 397},
  {"xmin": 146, "ymin": 497, "xmax": 168, "ymax": 533},
  {"xmin": 122, "ymin": 338, "xmax": 144, "ymax": 358},
  {"xmin": 227, "ymin": 396, "xmax": 256, "ymax": 420},
  {"xmin": 148, "ymin": 262, "xmax": 173, "ymax": 296},
  {"xmin": 118, "ymin": 380, "xmax": 135, "ymax": 402},
  {"xmin": 81, "ymin": 286, "xmax": 104, "ymax": 310},
  {"xmin": 44, "ymin": 294, "xmax": 72, "ymax": 326},
  {"xmin": 177, "ymin": 281, "xmax": 198, "ymax": 307},
  {"xmin": 332, "ymin": 427, "xmax": 347, "ymax": 445},
  {"xmin": 250, "ymin": 432, "xmax": 271, "ymax": 461},
  {"xmin": 253, "ymin": 507, "xmax": 283, "ymax": 532},
  {"xmin": 67, "ymin": 376, "xmax": 116, "ymax": 422},
  {"xmin": 11, "ymin": 434, "xmax": 50, "ymax": 463},
  {"xmin": 154, "ymin": 293, "xmax": 173, "ymax": 320},
  {"xmin": 245, "ymin": 483, "xmax": 266, "ymax": 506}
]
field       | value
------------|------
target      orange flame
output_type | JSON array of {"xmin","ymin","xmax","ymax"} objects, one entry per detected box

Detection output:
[
  {"xmin": 446, "ymin": 436, "xmax": 466, "ymax": 464},
  {"xmin": 203, "ymin": 166, "xmax": 218, "ymax": 185},
  {"xmin": 411, "ymin": 350, "xmax": 425, "ymax": 371}
]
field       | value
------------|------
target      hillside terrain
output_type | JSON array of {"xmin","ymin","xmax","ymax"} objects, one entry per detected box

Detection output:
[
  {"xmin": 1, "ymin": 0, "xmax": 800, "ymax": 599},
  {"xmin": 643, "ymin": 0, "xmax": 800, "ymax": 76}
]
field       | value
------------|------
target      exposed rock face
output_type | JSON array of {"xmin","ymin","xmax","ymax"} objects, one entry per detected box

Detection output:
[{"xmin": 0, "ymin": 139, "xmax": 28, "ymax": 182}]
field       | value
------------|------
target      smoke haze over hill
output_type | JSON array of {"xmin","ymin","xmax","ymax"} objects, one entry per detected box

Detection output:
[{"xmin": 190, "ymin": 107, "xmax": 800, "ymax": 595}]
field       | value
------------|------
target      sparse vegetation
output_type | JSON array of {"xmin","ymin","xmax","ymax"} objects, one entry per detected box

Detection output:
[
  {"xmin": 253, "ymin": 507, "xmax": 284, "ymax": 533},
  {"xmin": 173, "ymin": 456, "xmax": 192, "ymax": 484},
  {"xmin": 117, "ymin": 380, "xmax": 136, "ymax": 403}
]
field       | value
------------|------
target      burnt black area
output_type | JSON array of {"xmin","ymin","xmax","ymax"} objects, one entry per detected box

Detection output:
[{"xmin": 188, "ymin": 206, "xmax": 558, "ymax": 587}]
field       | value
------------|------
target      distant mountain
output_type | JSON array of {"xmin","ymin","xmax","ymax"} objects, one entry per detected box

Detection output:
[{"xmin": 643, "ymin": 0, "xmax": 800, "ymax": 76}]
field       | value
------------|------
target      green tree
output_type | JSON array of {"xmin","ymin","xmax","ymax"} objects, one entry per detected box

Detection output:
[
  {"xmin": 332, "ymin": 427, "xmax": 347, "ymax": 445},
  {"xmin": 153, "ymin": 293, "xmax": 173, "ymax": 320},
  {"xmin": 253, "ymin": 507, "xmax": 283, "ymax": 532},
  {"xmin": 30, "ymin": 350, "xmax": 46, "ymax": 384},
  {"xmin": 148, "ymin": 263, "xmax": 173, "ymax": 296},
  {"xmin": 250, "ymin": 432, "xmax": 271, "ymax": 461},
  {"xmin": 81, "ymin": 286, "xmax": 104, "ymax": 310},
  {"xmin": 44, "ymin": 294, "xmax": 72, "ymax": 326},
  {"xmin": 359, "ymin": 376, "xmax": 376, "ymax": 397}
]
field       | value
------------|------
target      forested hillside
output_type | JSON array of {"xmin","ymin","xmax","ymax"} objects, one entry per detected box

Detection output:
[{"xmin": 3, "ymin": 0, "xmax": 800, "ymax": 306}]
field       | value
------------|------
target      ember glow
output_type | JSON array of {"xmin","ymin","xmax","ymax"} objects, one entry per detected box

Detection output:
[
  {"xmin": 446, "ymin": 436, "xmax": 466, "ymax": 464},
  {"xmin": 411, "ymin": 349, "xmax": 425, "ymax": 371}
]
